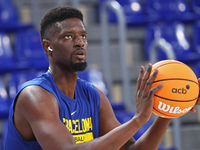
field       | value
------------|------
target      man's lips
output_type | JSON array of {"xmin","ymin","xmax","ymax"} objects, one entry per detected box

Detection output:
[{"xmin": 73, "ymin": 50, "xmax": 86, "ymax": 60}]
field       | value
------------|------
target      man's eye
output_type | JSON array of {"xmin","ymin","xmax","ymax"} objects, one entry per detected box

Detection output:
[
  {"xmin": 64, "ymin": 35, "xmax": 72, "ymax": 39},
  {"xmin": 81, "ymin": 35, "xmax": 87, "ymax": 39}
]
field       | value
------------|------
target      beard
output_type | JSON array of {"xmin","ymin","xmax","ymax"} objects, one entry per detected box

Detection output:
[{"xmin": 69, "ymin": 61, "xmax": 87, "ymax": 71}]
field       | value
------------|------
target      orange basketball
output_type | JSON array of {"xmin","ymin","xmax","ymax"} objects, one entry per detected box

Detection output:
[{"xmin": 151, "ymin": 60, "xmax": 199, "ymax": 118}]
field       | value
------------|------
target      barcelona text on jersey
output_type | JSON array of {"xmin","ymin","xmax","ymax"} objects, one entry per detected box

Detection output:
[{"xmin": 63, "ymin": 117, "xmax": 94, "ymax": 143}]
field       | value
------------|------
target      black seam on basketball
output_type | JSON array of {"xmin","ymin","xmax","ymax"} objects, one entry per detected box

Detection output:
[
  {"xmin": 154, "ymin": 94, "xmax": 198, "ymax": 102},
  {"xmin": 153, "ymin": 78, "xmax": 198, "ymax": 85},
  {"xmin": 153, "ymin": 107, "xmax": 179, "ymax": 117},
  {"xmin": 152, "ymin": 61, "xmax": 182, "ymax": 72}
]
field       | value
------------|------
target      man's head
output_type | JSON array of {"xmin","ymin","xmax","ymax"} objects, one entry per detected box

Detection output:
[
  {"xmin": 40, "ymin": 6, "xmax": 87, "ymax": 72},
  {"xmin": 40, "ymin": 6, "xmax": 83, "ymax": 41}
]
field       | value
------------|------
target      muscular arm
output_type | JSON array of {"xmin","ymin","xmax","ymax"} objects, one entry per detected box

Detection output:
[
  {"xmin": 14, "ymin": 85, "xmax": 142, "ymax": 150},
  {"xmin": 14, "ymin": 64, "xmax": 171, "ymax": 150},
  {"xmin": 14, "ymin": 86, "xmax": 76, "ymax": 149},
  {"xmin": 97, "ymin": 88, "xmax": 171, "ymax": 150},
  {"xmin": 97, "ymin": 64, "xmax": 171, "ymax": 150},
  {"xmin": 128, "ymin": 64, "xmax": 172, "ymax": 150}
]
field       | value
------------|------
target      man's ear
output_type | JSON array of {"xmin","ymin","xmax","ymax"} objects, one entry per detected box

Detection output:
[{"xmin": 42, "ymin": 39, "xmax": 51, "ymax": 53}]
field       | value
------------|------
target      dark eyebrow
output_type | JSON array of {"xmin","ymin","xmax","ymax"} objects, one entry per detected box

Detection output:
[
  {"xmin": 60, "ymin": 30, "xmax": 87, "ymax": 35},
  {"xmin": 80, "ymin": 31, "xmax": 87, "ymax": 34}
]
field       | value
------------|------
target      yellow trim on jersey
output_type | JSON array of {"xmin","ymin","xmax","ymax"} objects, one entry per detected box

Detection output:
[{"xmin": 73, "ymin": 132, "xmax": 94, "ymax": 143}]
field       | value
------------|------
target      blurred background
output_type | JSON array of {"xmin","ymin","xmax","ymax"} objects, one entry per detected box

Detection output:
[{"xmin": 0, "ymin": 0, "xmax": 200, "ymax": 149}]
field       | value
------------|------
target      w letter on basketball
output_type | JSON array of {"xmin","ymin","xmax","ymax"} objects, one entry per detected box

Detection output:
[{"xmin": 158, "ymin": 101, "xmax": 192, "ymax": 114}]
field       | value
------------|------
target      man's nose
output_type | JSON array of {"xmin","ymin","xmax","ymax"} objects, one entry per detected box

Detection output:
[{"xmin": 74, "ymin": 35, "xmax": 85, "ymax": 47}]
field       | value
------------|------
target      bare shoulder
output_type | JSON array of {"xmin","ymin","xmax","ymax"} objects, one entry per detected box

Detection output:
[
  {"xmin": 14, "ymin": 85, "xmax": 59, "ymax": 141},
  {"xmin": 15, "ymin": 85, "xmax": 59, "ymax": 118}
]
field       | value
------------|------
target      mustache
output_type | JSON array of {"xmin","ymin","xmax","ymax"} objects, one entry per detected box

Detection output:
[
  {"xmin": 70, "ymin": 47, "xmax": 86, "ymax": 58},
  {"xmin": 75, "ymin": 47, "xmax": 85, "ymax": 51},
  {"xmin": 72, "ymin": 47, "xmax": 86, "ymax": 54}
]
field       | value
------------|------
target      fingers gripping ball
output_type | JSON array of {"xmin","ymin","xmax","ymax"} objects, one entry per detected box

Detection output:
[{"xmin": 151, "ymin": 60, "xmax": 199, "ymax": 118}]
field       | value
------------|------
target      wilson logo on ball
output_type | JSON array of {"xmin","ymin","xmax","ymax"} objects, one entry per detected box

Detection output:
[
  {"xmin": 151, "ymin": 60, "xmax": 198, "ymax": 118},
  {"xmin": 158, "ymin": 101, "xmax": 192, "ymax": 114}
]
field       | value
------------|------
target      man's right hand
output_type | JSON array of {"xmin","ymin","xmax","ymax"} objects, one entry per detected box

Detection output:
[{"xmin": 134, "ymin": 64, "xmax": 163, "ymax": 125}]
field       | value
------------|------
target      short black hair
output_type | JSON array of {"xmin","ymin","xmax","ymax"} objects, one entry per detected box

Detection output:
[{"xmin": 40, "ymin": 6, "xmax": 83, "ymax": 40}]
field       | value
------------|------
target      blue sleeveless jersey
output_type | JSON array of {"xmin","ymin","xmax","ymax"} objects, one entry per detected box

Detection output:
[{"xmin": 4, "ymin": 72, "xmax": 100, "ymax": 150}]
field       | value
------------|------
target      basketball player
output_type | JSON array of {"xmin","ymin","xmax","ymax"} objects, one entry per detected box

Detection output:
[{"xmin": 5, "ymin": 6, "xmax": 194, "ymax": 150}]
